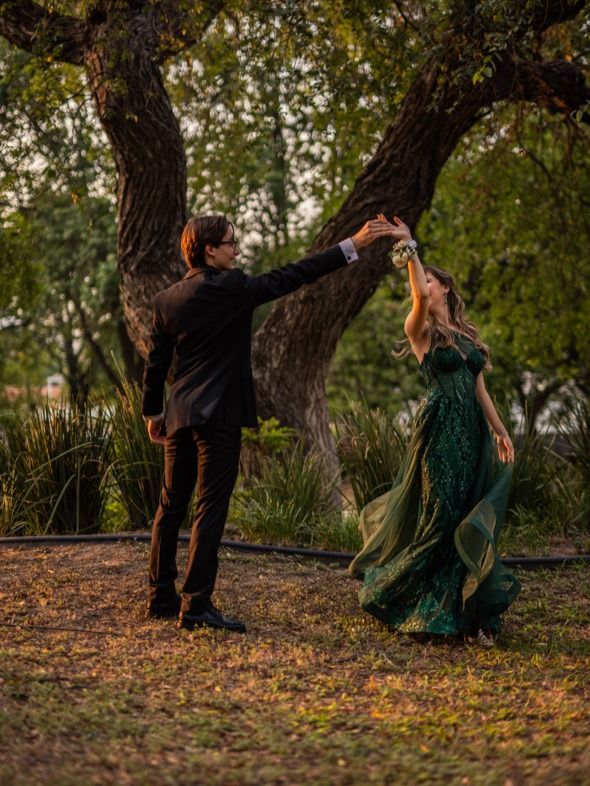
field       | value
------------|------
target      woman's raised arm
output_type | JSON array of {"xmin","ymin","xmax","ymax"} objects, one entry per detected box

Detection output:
[{"xmin": 378, "ymin": 215, "xmax": 430, "ymax": 357}]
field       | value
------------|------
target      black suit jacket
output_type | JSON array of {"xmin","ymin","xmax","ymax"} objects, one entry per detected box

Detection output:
[{"xmin": 142, "ymin": 244, "xmax": 348, "ymax": 435}]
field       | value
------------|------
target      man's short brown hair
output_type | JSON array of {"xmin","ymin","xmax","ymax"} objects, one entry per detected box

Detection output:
[{"xmin": 181, "ymin": 214, "xmax": 232, "ymax": 268}]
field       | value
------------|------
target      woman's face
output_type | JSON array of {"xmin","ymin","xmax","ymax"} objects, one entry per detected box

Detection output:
[{"xmin": 425, "ymin": 273, "xmax": 449, "ymax": 311}]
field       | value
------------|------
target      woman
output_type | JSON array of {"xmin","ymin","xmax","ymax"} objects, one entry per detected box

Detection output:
[{"xmin": 349, "ymin": 216, "xmax": 520, "ymax": 647}]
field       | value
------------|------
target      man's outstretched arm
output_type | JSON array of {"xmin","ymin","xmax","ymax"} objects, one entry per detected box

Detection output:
[{"xmin": 225, "ymin": 218, "xmax": 396, "ymax": 306}]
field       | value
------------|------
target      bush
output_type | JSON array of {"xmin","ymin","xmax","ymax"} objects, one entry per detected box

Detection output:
[
  {"xmin": 108, "ymin": 379, "xmax": 164, "ymax": 529},
  {"xmin": 335, "ymin": 401, "xmax": 407, "ymax": 511},
  {"xmin": 503, "ymin": 401, "xmax": 590, "ymax": 553},
  {"xmin": 507, "ymin": 422, "xmax": 561, "ymax": 524},
  {"xmin": 232, "ymin": 440, "xmax": 342, "ymax": 548},
  {"xmin": 556, "ymin": 396, "xmax": 590, "ymax": 541},
  {"xmin": 0, "ymin": 402, "xmax": 112, "ymax": 535},
  {"xmin": 239, "ymin": 417, "xmax": 297, "ymax": 482}
]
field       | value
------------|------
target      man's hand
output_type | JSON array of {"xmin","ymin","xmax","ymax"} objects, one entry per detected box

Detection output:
[
  {"xmin": 351, "ymin": 215, "xmax": 411, "ymax": 250},
  {"xmin": 146, "ymin": 415, "xmax": 166, "ymax": 445}
]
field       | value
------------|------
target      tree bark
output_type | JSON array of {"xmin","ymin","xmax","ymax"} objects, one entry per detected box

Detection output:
[
  {"xmin": 251, "ymin": 50, "xmax": 590, "ymax": 460},
  {"xmin": 0, "ymin": 0, "xmax": 221, "ymax": 355},
  {"xmin": 1, "ymin": 0, "xmax": 588, "ymax": 454},
  {"xmin": 82, "ymin": 4, "xmax": 187, "ymax": 356}
]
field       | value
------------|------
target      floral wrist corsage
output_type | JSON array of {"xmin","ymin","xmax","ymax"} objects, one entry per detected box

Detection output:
[{"xmin": 390, "ymin": 238, "xmax": 418, "ymax": 268}]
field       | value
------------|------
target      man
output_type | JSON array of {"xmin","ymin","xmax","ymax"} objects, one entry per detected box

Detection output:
[{"xmin": 142, "ymin": 213, "xmax": 396, "ymax": 632}]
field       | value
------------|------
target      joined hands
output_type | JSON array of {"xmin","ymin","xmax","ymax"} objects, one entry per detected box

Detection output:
[{"xmin": 351, "ymin": 214, "xmax": 412, "ymax": 250}]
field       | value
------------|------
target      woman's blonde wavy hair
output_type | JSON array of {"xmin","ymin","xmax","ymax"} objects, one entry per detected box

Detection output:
[{"xmin": 395, "ymin": 265, "xmax": 491, "ymax": 367}]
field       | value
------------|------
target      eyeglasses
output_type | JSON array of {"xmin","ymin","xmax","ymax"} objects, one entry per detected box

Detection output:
[{"xmin": 219, "ymin": 239, "xmax": 239, "ymax": 249}]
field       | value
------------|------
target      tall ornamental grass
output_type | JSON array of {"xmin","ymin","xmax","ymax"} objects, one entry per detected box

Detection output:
[
  {"xmin": 108, "ymin": 379, "xmax": 164, "ymax": 529},
  {"xmin": 335, "ymin": 401, "xmax": 408, "ymax": 511},
  {"xmin": 507, "ymin": 422, "xmax": 560, "ymax": 525},
  {"xmin": 232, "ymin": 440, "xmax": 355, "ymax": 549},
  {"xmin": 0, "ymin": 402, "xmax": 112, "ymax": 535},
  {"xmin": 558, "ymin": 396, "xmax": 590, "ymax": 536},
  {"xmin": 502, "ymin": 400, "xmax": 590, "ymax": 554}
]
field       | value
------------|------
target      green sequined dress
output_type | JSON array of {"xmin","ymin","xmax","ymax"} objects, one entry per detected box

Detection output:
[{"xmin": 349, "ymin": 333, "xmax": 520, "ymax": 636}]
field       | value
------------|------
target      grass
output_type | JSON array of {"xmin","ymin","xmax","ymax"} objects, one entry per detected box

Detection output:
[
  {"xmin": 108, "ymin": 380, "xmax": 165, "ymax": 529},
  {"xmin": 232, "ymin": 440, "xmax": 345, "ymax": 549},
  {"xmin": 0, "ymin": 403, "xmax": 113, "ymax": 536},
  {"xmin": 0, "ymin": 543, "xmax": 589, "ymax": 785},
  {"xmin": 335, "ymin": 402, "xmax": 407, "ymax": 511}
]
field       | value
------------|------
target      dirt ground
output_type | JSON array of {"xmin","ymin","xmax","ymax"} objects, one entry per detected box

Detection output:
[{"xmin": 0, "ymin": 542, "xmax": 589, "ymax": 786}]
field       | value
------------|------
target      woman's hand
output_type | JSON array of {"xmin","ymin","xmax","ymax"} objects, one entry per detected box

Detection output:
[
  {"xmin": 350, "ymin": 217, "xmax": 399, "ymax": 250},
  {"xmin": 377, "ymin": 214, "xmax": 413, "ymax": 242},
  {"xmin": 496, "ymin": 433, "xmax": 514, "ymax": 464}
]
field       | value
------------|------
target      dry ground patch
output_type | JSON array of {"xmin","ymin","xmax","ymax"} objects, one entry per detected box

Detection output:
[{"xmin": 0, "ymin": 542, "xmax": 589, "ymax": 786}]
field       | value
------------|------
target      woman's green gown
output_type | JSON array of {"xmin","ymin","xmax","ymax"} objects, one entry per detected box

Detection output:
[{"xmin": 349, "ymin": 333, "xmax": 520, "ymax": 636}]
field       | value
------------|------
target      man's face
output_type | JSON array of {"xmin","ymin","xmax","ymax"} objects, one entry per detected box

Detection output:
[{"xmin": 206, "ymin": 226, "xmax": 240, "ymax": 271}]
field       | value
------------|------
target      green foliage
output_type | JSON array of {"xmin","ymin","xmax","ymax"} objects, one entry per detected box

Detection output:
[
  {"xmin": 240, "ymin": 416, "xmax": 297, "ymax": 482},
  {"xmin": 557, "ymin": 396, "xmax": 590, "ymax": 536},
  {"xmin": 241, "ymin": 416, "xmax": 297, "ymax": 451},
  {"xmin": 562, "ymin": 396, "xmax": 590, "ymax": 490},
  {"xmin": 0, "ymin": 38, "xmax": 130, "ymax": 398},
  {"xmin": 327, "ymin": 279, "xmax": 423, "ymax": 413},
  {"xmin": 0, "ymin": 191, "xmax": 124, "ymax": 398},
  {"xmin": 2, "ymin": 3, "xmax": 589, "ymax": 424},
  {"xmin": 232, "ymin": 440, "xmax": 341, "ymax": 548},
  {"xmin": 335, "ymin": 400, "xmax": 408, "ymax": 511},
  {"xmin": 168, "ymin": 1, "xmax": 412, "ymax": 273},
  {"xmin": 507, "ymin": 422, "xmax": 560, "ymax": 526},
  {"xmin": 108, "ymin": 380, "xmax": 164, "ymax": 530},
  {"xmin": 499, "ymin": 399, "xmax": 590, "ymax": 553},
  {"xmin": 0, "ymin": 39, "xmax": 111, "ymax": 207},
  {"xmin": 0, "ymin": 402, "xmax": 112, "ymax": 535},
  {"xmin": 0, "ymin": 212, "xmax": 40, "ymax": 312},
  {"xmin": 419, "ymin": 106, "xmax": 590, "ymax": 413}
]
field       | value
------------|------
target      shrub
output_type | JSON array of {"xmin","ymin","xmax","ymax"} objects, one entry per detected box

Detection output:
[
  {"xmin": 232, "ymin": 440, "xmax": 340, "ymax": 548},
  {"xmin": 507, "ymin": 422, "xmax": 560, "ymax": 524},
  {"xmin": 556, "ymin": 396, "xmax": 590, "ymax": 542},
  {"xmin": 0, "ymin": 402, "xmax": 112, "ymax": 535},
  {"xmin": 335, "ymin": 401, "xmax": 407, "ymax": 511},
  {"xmin": 108, "ymin": 380, "xmax": 164, "ymax": 529},
  {"xmin": 503, "ymin": 401, "xmax": 590, "ymax": 552},
  {"xmin": 239, "ymin": 416, "xmax": 297, "ymax": 482}
]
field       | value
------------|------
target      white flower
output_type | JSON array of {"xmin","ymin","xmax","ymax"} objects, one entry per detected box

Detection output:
[{"xmin": 390, "ymin": 240, "xmax": 417, "ymax": 269}]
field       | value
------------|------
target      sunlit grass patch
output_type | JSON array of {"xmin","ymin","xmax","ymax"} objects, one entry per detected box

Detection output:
[{"xmin": 0, "ymin": 543, "xmax": 588, "ymax": 786}]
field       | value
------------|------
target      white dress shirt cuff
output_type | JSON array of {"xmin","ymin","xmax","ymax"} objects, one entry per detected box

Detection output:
[
  {"xmin": 143, "ymin": 412, "xmax": 164, "ymax": 422},
  {"xmin": 338, "ymin": 237, "xmax": 358, "ymax": 264}
]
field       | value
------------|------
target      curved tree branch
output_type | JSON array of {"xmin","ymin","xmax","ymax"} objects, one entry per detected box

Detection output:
[
  {"xmin": 508, "ymin": 58, "xmax": 590, "ymax": 122},
  {"xmin": 251, "ymin": 0, "xmax": 590, "ymax": 458},
  {"xmin": 0, "ymin": 0, "xmax": 87, "ymax": 65},
  {"xmin": 154, "ymin": 0, "xmax": 226, "ymax": 62}
]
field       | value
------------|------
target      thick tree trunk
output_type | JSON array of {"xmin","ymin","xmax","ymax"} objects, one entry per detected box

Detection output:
[
  {"xmin": 0, "ymin": 0, "xmax": 191, "ymax": 356},
  {"xmin": 251, "ymin": 70, "xmax": 470, "ymax": 455},
  {"xmin": 1, "ymin": 0, "xmax": 588, "ymax": 454},
  {"xmin": 117, "ymin": 317, "xmax": 144, "ymax": 384},
  {"xmin": 82, "ymin": 5, "xmax": 187, "ymax": 357},
  {"xmin": 252, "ymin": 53, "xmax": 590, "ymax": 459}
]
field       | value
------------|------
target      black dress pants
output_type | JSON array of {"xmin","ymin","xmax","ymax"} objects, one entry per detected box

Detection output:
[{"xmin": 148, "ymin": 423, "xmax": 242, "ymax": 614}]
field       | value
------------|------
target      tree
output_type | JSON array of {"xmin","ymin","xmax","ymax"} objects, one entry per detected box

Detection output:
[
  {"xmin": 250, "ymin": 1, "xmax": 590, "ymax": 457},
  {"xmin": 0, "ymin": 193, "xmax": 139, "ymax": 401},
  {"xmin": 1, "ymin": 0, "xmax": 589, "ymax": 456},
  {"xmin": 420, "ymin": 104, "xmax": 590, "ymax": 429},
  {"xmin": 0, "ymin": 35, "xmax": 142, "ymax": 395}
]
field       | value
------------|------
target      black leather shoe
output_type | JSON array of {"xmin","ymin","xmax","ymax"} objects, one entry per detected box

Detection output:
[
  {"xmin": 178, "ymin": 605, "xmax": 246, "ymax": 633},
  {"xmin": 146, "ymin": 594, "xmax": 181, "ymax": 619}
]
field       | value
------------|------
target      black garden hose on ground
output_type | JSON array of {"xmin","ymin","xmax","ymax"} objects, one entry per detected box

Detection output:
[{"xmin": 0, "ymin": 532, "xmax": 588, "ymax": 570}]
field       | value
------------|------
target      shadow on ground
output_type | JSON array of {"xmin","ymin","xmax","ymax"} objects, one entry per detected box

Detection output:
[{"xmin": 0, "ymin": 542, "xmax": 589, "ymax": 786}]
